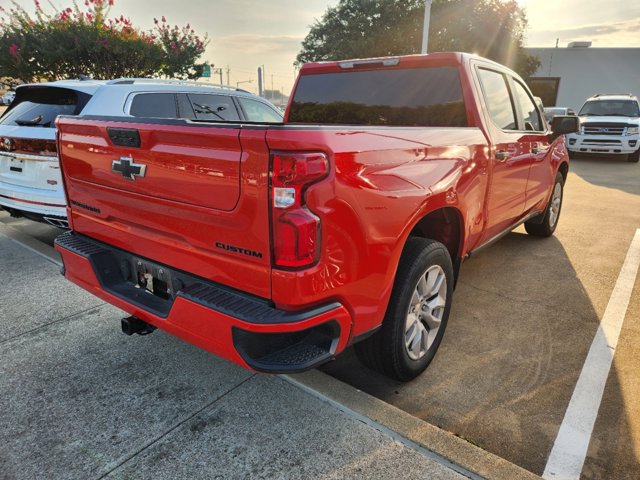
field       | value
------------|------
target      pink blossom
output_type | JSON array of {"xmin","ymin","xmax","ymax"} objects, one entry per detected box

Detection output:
[{"xmin": 8, "ymin": 43, "xmax": 19, "ymax": 59}]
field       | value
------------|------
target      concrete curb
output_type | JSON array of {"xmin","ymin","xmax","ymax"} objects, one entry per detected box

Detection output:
[{"xmin": 284, "ymin": 370, "xmax": 542, "ymax": 480}]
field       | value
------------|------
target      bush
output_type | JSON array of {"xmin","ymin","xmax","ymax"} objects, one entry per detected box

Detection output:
[{"xmin": 0, "ymin": 0, "xmax": 208, "ymax": 82}]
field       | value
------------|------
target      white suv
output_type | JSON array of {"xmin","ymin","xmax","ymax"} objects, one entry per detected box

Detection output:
[
  {"xmin": 566, "ymin": 94, "xmax": 640, "ymax": 163},
  {"xmin": 0, "ymin": 79, "xmax": 283, "ymax": 228}
]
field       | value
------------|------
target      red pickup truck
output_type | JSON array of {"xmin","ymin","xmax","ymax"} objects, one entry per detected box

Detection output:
[{"xmin": 54, "ymin": 53, "xmax": 578, "ymax": 380}]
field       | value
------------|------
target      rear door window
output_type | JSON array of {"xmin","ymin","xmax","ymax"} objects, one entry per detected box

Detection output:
[
  {"xmin": 477, "ymin": 68, "xmax": 517, "ymax": 130},
  {"xmin": 289, "ymin": 66, "xmax": 467, "ymax": 127},
  {"xmin": 0, "ymin": 87, "xmax": 82, "ymax": 128},
  {"xmin": 187, "ymin": 94, "xmax": 240, "ymax": 121},
  {"xmin": 130, "ymin": 93, "xmax": 178, "ymax": 118},
  {"xmin": 237, "ymin": 97, "xmax": 283, "ymax": 123}
]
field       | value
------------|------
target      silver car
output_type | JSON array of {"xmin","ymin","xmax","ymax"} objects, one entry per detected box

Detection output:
[{"xmin": 0, "ymin": 78, "xmax": 283, "ymax": 228}]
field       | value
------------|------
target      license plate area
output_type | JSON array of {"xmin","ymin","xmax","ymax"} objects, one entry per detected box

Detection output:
[
  {"xmin": 133, "ymin": 258, "xmax": 172, "ymax": 300},
  {"xmin": 8, "ymin": 157, "xmax": 24, "ymax": 174}
]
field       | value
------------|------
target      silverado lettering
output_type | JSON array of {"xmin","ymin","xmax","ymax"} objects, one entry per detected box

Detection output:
[{"xmin": 54, "ymin": 53, "xmax": 578, "ymax": 381}]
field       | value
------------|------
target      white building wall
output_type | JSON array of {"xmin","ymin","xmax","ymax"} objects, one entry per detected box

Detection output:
[{"xmin": 526, "ymin": 47, "xmax": 640, "ymax": 111}]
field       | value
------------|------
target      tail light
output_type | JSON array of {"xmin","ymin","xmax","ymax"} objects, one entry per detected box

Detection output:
[
  {"xmin": 0, "ymin": 137, "xmax": 57, "ymax": 156},
  {"xmin": 271, "ymin": 152, "xmax": 328, "ymax": 268}
]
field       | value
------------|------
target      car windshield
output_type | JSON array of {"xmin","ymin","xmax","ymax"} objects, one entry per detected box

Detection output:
[
  {"xmin": 0, "ymin": 87, "xmax": 85, "ymax": 128},
  {"xmin": 545, "ymin": 108, "xmax": 565, "ymax": 116},
  {"xmin": 579, "ymin": 100, "xmax": 640, "ymax": 117}
]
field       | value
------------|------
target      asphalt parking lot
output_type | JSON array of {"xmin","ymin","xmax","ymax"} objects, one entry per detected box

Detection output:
[
  {"xmin": 1, "ymin": 153, "xmax": 639, "ymax": 479},
  {"xmin": 0, "ymin": 215, "xmax": 469, "ymax": 480},
  {"xmin": 324, "ymin": 154, "xmax": 640, "ymax": 479}
]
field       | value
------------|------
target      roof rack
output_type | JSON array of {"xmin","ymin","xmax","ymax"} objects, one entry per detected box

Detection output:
[
  {"xmin": 592, "ymin": 93, "xmax": 635, "ymax": 98},
  {"xmin": 106, "ymin": 78, "xmax": 250, "ymax": 93}
]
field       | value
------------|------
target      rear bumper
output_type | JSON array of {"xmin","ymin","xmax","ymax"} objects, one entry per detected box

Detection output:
[
  {"xmin": 54, "ymin": 232, "xmax": 352, "ymax": 373},
  {"xmin": 0, "ymin": 180, "xmax": 67, "ymax": 217}
]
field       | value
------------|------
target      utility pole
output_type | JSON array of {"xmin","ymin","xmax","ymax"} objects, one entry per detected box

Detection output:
[
  {"xmin": 210, "ymin": 67, "xmax": 223, "ymax": 84},
  {"xmin": 261, "ymin": 65, "xmax": 266, "ymax": 98},
  {"xmin": 226, "ymin": 65, "xmax": 230, "ymax": 85},
  {"xmin": 257, "ymin": 67, "xmax": 263, "ymax": 97},
  {"xmin": 421, "ymin": 0, "xmax": 432, "ymax": 54}
]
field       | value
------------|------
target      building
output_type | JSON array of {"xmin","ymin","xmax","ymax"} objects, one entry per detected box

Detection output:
[{"xmin": 526, "ymin": 43, "xmax": 640, "ymax": 111}]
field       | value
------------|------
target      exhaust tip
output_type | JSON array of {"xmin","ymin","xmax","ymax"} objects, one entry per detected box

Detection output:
[
  {"xmin": 43, "ymin": 216, "xmax": 69, "ymax": 229},
  {"xmin": 121, "ymin": 316, "xmax": 156, "ymax": 336}
]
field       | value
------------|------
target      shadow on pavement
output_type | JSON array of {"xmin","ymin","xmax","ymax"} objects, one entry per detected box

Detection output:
[
  {"xmin": 569, "ymin": 154, "xmax": 640, "ymax": 196},
  {"xmin": 322, "ymin": 231, "xmax": 638, "ymax": 477}
]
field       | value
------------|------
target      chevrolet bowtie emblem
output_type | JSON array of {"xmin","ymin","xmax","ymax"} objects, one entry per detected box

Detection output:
[
  {"xmin": 112, "ymin": 157, "xmax": 146, "ymax": 180},
  {"xmin": 2, "ymin": 137, "xmax": 14, "ymax": 152}
]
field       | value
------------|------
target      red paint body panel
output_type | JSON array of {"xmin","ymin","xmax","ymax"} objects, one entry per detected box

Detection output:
[
  {"xmin": 55, "ymin": 52, "xmax": 570, "ymax": 370},
  {"xmin": 266, "ymin": 126, "xmax": 489, "ymax": 337},
  {"xmin": 58, "ymin": 119, "xmax": 272, "ymax": 299}
]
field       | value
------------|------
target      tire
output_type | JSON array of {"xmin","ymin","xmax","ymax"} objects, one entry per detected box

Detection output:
[
  {"xmin": 524, "ymin": 172, "xmax": 564, "ymax": 237},
  {"xmin": 354, "ymin": 237, "xmax": 454, "ymax": 381},
  {"xmin": 628, "ymin": 149, "xmax": 640, "ymax": 163}
]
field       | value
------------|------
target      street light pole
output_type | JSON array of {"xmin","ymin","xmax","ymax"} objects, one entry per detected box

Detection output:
[{"xmin": 421, "ymin": 0, "xmax": 432, "ymax": 54}]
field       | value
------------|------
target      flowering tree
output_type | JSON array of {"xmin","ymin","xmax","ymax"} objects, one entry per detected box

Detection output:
[{"xmin": 0, "ymin": 0, "xmax": 208, "ymax": 82}]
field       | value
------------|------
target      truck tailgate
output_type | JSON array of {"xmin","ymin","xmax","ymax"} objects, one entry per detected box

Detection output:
[{"xmin": 57, "ymin": 117, "xmax": 272, "ymax": 299}]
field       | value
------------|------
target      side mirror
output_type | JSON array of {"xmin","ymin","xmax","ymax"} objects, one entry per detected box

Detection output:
[{"xmin": 550, "ymin": 115, "xmax": 579, "ymax": 140}]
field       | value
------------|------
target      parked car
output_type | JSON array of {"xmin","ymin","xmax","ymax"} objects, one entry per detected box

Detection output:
[
  {"xmin": 1, "ymin": 90, "xmax": 16, "ymax": 106},
  {"xmin": 54, "ymin": 53, "xmax": 577, "ymax": 381},
  {"xmin": 0, "ymin": 79, "xmax": 283, "ymax": 228},
  {"xmin": 566, "ymin": 93, "xmax": 640, "ymax": 162},
  {"xmin": 543, "ymin": 107, "xmax": 576, "ymax": 123}
]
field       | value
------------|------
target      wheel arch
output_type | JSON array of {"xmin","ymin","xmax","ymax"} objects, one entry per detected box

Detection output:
[
  {"xmin": 406, "ymin": 206, "xmax": 465, "ymax": 282},
  {"xmin": 558, "ymin": 161, "xmax": 569, "ymax": 184}
]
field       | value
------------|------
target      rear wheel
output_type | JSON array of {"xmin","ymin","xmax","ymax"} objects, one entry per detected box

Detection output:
[
  {"xmin": 628, "ymin": 149, "xmax": 640, "ymax": 163},
  {"xmin": 354, "ymin": 237, "xmax": 453, "ymax": 381},
  {"xmin": 525, "ymin": 172, "xmax": 564, "ymax": 237}
]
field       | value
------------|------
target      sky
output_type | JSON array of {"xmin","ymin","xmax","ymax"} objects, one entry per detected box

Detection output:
[{"xmin": 3, "ymin": 0, "xmax": 640, "ymax": 96}]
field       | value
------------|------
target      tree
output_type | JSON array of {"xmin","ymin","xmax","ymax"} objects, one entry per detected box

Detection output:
[
  {"xmin": 296, "ymin": 0, "xmax": 540, "ymax": 79},
  {"xmin": 0, "ymin": 0, "xmax": 208, "ymax": 83}
]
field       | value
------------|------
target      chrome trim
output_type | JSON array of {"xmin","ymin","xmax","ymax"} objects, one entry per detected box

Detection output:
[{"xmin": 0, "ymin": 152, "xmax": 58, "ymax": 162}]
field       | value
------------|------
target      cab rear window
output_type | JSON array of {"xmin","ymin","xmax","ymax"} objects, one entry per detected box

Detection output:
[
  {"xmin": 289, "ymin": 66, "xmax": 467, "ymax": 127},
  {"xmin": 0, "ymin": 87, "xmax": 88, "ymax": 128}
]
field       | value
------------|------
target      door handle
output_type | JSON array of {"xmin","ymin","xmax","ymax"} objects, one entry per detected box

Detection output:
[{"xmin": 495, "ymin": 150, "xmax": 509, "ymax": 161}]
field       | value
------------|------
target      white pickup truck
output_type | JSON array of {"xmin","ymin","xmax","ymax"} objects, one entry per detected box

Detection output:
[{"xmin": 567, "ymin": 93, "xmax": 640, "ymax": 163}]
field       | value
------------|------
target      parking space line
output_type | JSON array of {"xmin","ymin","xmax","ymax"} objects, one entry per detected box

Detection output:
[{"xmin": 543, "ymin": 229, "xmax": 640, "ymax": 480}]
